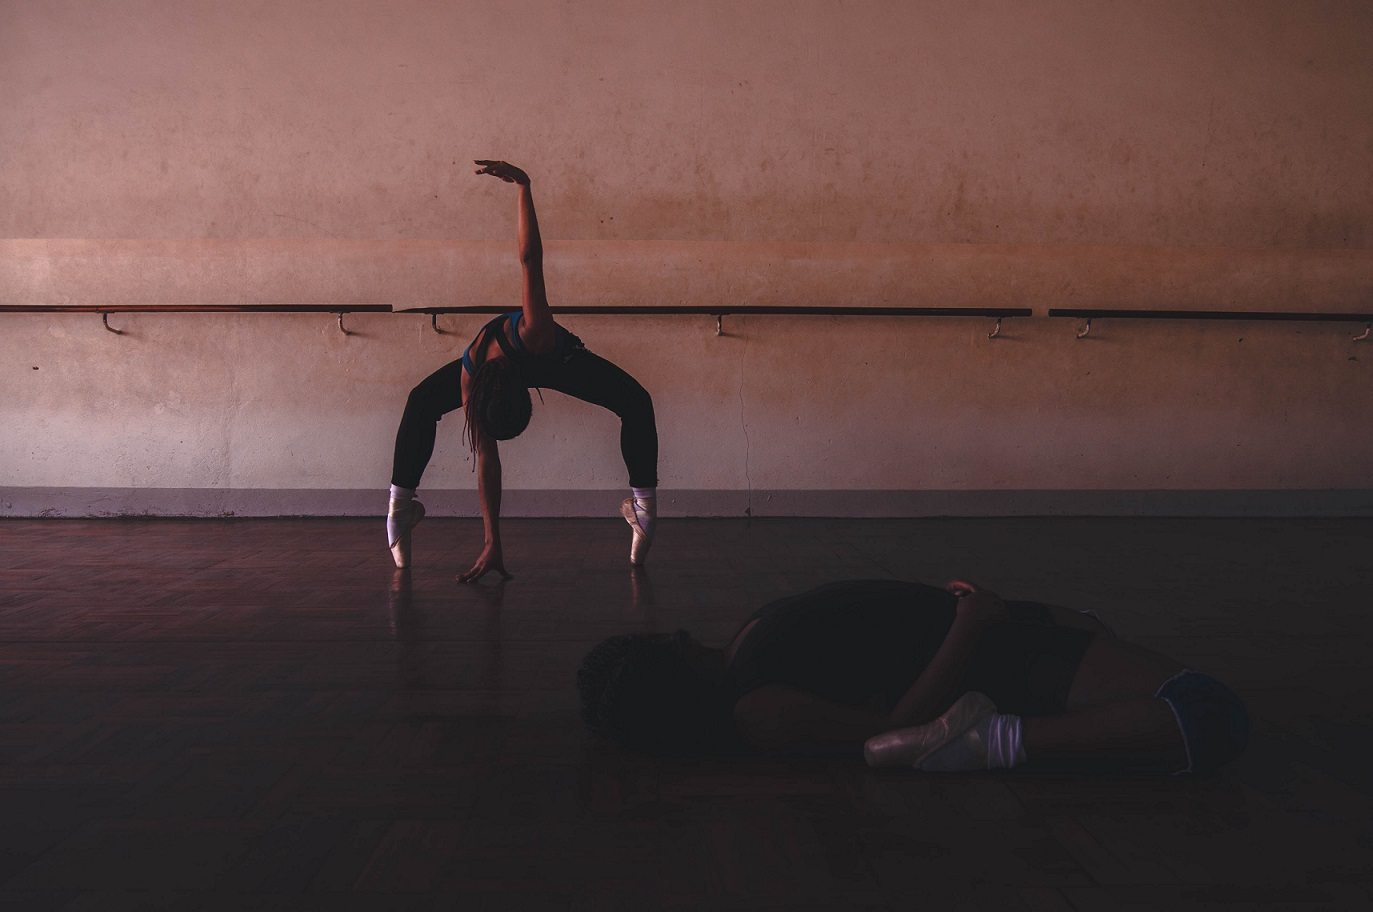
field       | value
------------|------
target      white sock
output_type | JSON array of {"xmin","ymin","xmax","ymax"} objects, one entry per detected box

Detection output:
[
  {"xmin": 985, "ymin": 714, "xmax": 1026, "ymax": 769},
  {"xmin": 919, "ymin": 714, "xmax": 1025, "ymax": 771},
  {"xmin": 630, "ymin": 487, "xmax": 656, "ymax": 536}
]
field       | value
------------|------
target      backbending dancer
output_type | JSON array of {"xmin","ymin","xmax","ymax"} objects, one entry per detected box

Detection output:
[
  {"xmin": 387, "ymin": 161, "xmax": 658, "ymax": 580},
  {"xmin": 578, "ymin": 578, "xmax": 1248, "ymax": 775}
]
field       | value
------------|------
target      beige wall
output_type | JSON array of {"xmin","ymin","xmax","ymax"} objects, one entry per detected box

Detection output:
[{"xmin": 2, "ymin": 1, "xmax": 1371, "ymax": 515}]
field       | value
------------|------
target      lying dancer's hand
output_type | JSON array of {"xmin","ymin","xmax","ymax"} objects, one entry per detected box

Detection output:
[
  {"xmin": 945, "ymin": 579, "xmax": 1007, "ymax": 627},
  {"xmin": 474, "ymin": 160, "xmax": 530, "ymax": 186},
  {"xmin": 458, "ymin": 541, "xmax": 513, "ymax": 583}
]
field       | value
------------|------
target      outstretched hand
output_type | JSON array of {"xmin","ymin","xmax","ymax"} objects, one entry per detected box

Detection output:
[
  {"xmin": 458, "ymin": 541, "xmax": 513, "ymax": 584},
  {"xmin": 474, "ymin": 160, "xmax": 530, "ymax": 186},
  {"xmin": 945, "ymin": 578, "xmax": 1007, "ymax": 626}
]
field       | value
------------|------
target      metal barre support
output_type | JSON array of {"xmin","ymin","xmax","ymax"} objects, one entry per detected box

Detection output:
[
  {"xmin": 336, "ymin": 312, "xmax": 352, "ymax": 336},
  {"xmin": 430, "ymin": 314, "xmax": 449, "ymax": 334},
  {"xmin": 715, "ymin": 314, "xmax": 724, "ymax": 336},
  {"xmin": 1076, "ymin": 318, "xmax": 1092, "ymax": 339},
  {"xmin": 1355, "ymin": 323, "xmax": 1371, "ymax": 342},
  {"xmin": 101, "ymin": 312, "xmax": 123, "ymax": 335},
  {"xmin": 988, "ymin": 317, "xmax": 1002, "ymax": 340}
]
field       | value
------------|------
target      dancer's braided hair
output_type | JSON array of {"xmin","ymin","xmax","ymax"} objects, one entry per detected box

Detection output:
[{"xmin": 463, "ymin": 341, "xmax": 532, "ymax": 453}]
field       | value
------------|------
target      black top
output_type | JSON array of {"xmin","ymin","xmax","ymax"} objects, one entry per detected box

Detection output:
[{"xmin": 725, "ymin": 579, "xmax": 1094, "ymax": 717}]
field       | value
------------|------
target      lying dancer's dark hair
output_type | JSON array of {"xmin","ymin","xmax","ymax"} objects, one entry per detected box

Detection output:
[
  {"xmin": 577, "ymin": 632, "xmax": 733, "ymax": 756},
  {"xmin": 463, "ymin": 358, "xmax": 531, "ymax": 451}
]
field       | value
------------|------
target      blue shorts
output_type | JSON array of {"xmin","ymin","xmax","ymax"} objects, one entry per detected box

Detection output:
[{"xmin": 1156, "ymin": 670, "xmax": 1249, "ymax": 774}]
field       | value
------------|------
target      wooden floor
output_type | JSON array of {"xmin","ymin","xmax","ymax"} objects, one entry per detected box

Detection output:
[{"xmin": 1, "ymin": 515, "xmax": 1371, "ymax": 910}]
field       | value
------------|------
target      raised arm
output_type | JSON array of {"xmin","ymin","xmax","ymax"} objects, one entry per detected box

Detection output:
[{"xmin": 474, "ymin": 160, "xmax": 556, "ymax": 354}]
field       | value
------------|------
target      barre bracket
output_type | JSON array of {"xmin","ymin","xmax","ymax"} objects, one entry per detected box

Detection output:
[
  {"xmin": 1355, "ymin": 323, "xmax": 1371, "ymax": 343},
  {"xmin": 430, "ymin": 313, "xmax": 449, "ymax": 335},
  {"xmin": 336, "ymin": 312, "xmax": 352, "ymax": 336},
  {"xmin": 988, "ymin": 317, "xmax": 1002, "ymax": 340},
  {"xmin": 101, "ymin": 312, "xmax": 123, "ymax": 335},
  {"xmin": 1076, "ymin": 318, "xmax": 1092, "ymax": 339}
]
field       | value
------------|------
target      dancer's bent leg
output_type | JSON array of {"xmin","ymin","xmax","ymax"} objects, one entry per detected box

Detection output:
[
  {"xmin": 388, "ymin": 360, "xmax": 464, "ymax": 567},
  {"xmin": 530, "ymin": 349, "xmax": 659, "ymax": 564},
  {"xmin": 866, "ymin": 637, "xmax": 1243, "ymax": 774},
  {"xmin": 391, "ymin": 360, "xmax": 465, "ymax": 490},
  {"xmin": 531, "ymin": 349, "xmax": 657, "ymax": 487},
  {"xmin": 867, "ymin": 696, "xmax": 1187, "ymax": 773}
]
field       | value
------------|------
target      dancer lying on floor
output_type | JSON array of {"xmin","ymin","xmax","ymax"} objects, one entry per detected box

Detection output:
[
  {"xmin": 577, "ymin": 579, "xmax": 1248, "ymax": 774},
  {"xmin": 387, "ymin": 161, "xmax": 658, "ymax": 579}
]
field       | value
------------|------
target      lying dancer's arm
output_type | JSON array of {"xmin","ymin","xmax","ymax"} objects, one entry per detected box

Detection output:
[
  {"xmin": 889, "ymin": 580, "xmax": 1006, "ymax": 725},
  {"xmin": 458, "ymin": 431, "xmax": 512, "ymax": 583},
  {"xmin": 474, "ymin": 160, "xmax": 556, "ymax": 355},
  {"xmin": 733, "ymin": 580, "xmax": 1006, "ymax": 754}
]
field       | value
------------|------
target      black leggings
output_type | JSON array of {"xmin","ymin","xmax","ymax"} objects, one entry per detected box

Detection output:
[{"xmin": 390, "ymin": 348, "xmax": 658, "ymax": 491}]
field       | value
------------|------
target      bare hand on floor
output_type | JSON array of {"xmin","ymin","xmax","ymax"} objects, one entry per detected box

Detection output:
[{"xmin": 458, "ymin": 542, "xmax": 513, "ymax": 583}]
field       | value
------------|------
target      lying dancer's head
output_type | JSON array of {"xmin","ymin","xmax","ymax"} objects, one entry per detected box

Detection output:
[
  {"xmin": 577, "ymin": 631, "xmax": 732, "ymax": 756},
  {"xmin": 464, "ymin": 358, "xmax": 532, "ymax": 448}
]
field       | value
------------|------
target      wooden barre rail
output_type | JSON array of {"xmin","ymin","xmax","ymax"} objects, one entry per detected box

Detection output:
[
  {"xmin": 0, "ymin": 305, "xmax": 393, "ymax": 313},
  {"xmin": 1048, "ymin": 307, "xmax": 1373, "ymax": 340},
  {"xmin": 1049, "ymin": 308, "xmax": 1373, "ymax": 322},
  {"xmin": 398, "ymin": 305, "xmax": 1032, "ymax": 316},
  {"xmin": 0, "ymin": 304, "xmax": 392, "ymax": 335},
  {"xmin": 1, "ymin": 303, "xmax": 1031, "ymax": 338},
  {"xmin": 398, "ymin": 305, "xmax": 1033, "ymax": 337},
  {"xmin": 6, "ymin": 304, "xmax": 1369, "ymax": 340}
]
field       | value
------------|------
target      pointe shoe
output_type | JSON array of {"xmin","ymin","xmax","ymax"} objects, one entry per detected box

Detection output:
[
  {"xmin": 387, "ymin": 499, "xmax": 425, "ymax": 569},
  {"xmin": 620, "ymin": 497, "xmax": 654, "ymax": 566},
  {"xmin": 863, "ymin": 692, "xmax": 997, "ymax": 769}
]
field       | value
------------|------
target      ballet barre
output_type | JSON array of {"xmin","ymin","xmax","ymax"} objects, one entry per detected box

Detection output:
[
  {"xmin": 9, "ymin": 304, "xmax": 1368, "ymax": 342},
  {"xmin": 1049, "ymin": 308, "xmax": 1373, "ymax": 342},
  {"xmin": 0, "ymin": 304, "xmax": 392, "ymax": 335},
  {"xmin": 397, "ymin": 305, "xmax": 1033, "ymax": 340}
]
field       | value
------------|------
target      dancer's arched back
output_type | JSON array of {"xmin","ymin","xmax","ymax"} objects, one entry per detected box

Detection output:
[{"xmin": 387, "ymin": 161, "xmax": 658, "ymax": 581}]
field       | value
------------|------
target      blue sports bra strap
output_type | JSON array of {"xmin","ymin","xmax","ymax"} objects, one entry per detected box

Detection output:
[
  {"xmin": 466, "ymin": 311, "xmax": 561, "ymax": 372},
  {"xmin": 505, "ymin": 311, "xmax": 526, "ymax": 353},
  {"xmin": 463, "ymin": 314, "xmax": 505, "ymax": 375},
  {"xmin": 491, "ymin": 312, "xmax": 520, "ymax": 359}
]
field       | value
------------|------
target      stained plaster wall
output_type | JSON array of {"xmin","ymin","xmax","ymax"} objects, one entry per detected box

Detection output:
[{"xmin": 2, "ymin": 1, "xmax": 1370, "ymax": 516}]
